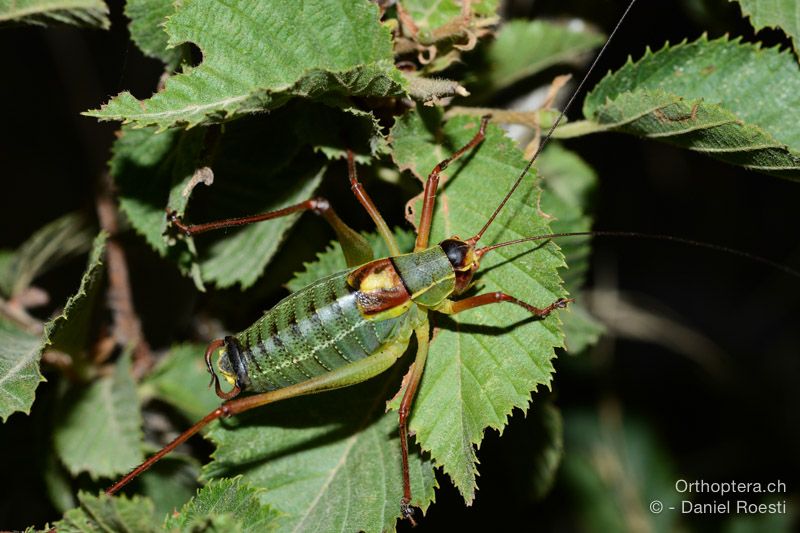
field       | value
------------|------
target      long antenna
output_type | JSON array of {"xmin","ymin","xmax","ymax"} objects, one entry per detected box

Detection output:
[
  {"xmin": 474, "ymin": 231, "xmax": 800, "ymax": 280},
  {"xmin": 469, "ymin": 0, "xmax": 638, "ymax": 244}
]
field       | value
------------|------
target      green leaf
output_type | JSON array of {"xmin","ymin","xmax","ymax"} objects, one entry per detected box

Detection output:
[
  {"xmin": 287, "ymin": 229, "xmax": 416, "ymax": 292},
  {"xmin": 111, "ymin": 104, "xmax": 383, "ymax": 290},
  {"xmin": 202, "ymin": 369, "xmax": 436, "ymax": 533},
  {"xmin": 0, "ymin": 211, "xmax": 93, "ymax": 298},
  {"xmin": 400, "ymin": 0, "xmax": 498, "ymax": 43},
  {"xmin": 141, "ymin": 343, "xmax": 221, "ymax": 421},
  {"xmin": 480, "ymin": 19, "xmax": 604, "ymax": 93},
  {"xmin": 561, "ymin": 409, "xmax": 680, "ymax": 533},
  {"xmin": 391, "ymin": 107, "xmax": 566, "ymax": 502},
  {"xmin": 536, "ymin": 143, "xmax": 605, "ymax": 353},
  {"xmin": 55, "ymin": 492, "xmax": 157, "ymax": 533},
  {"xmin": 53, "ymin": 352, "xmax": 144, "ymax": 479},
  {"xmin": 44, "ymin": 232, "xmax": 107, "ymax": 357},
  {"xmin": 137, "ymin": 455, "xmax": 200, "ymax": 520},
  {"xmin": 125, "ymin": 0, "xmax": 187, "ymax": 68},
  {"xmin": 733, "ymin": 0, "xmax": 800, "ymax": 54},
  {"xmin": 87, "ymin": 0, "xmax": 405, "ymax": 129},
  {"xmin": 164, "ymin": 478, "xmax": 279, "ymax": 532},
  {"xmin": 0, "ymin": 232, "xmax": 106, "ymax": 422},
  {"xmin": 0, "ymin": 0, "xmax": 109, "ymax": 28},
  {"xmin": 0, "ymin": 319, "xmax": 43, "ymax": 422},
  {"xmin": 568, "ymin": 36, "xmax": 800, "ymax": 179}
]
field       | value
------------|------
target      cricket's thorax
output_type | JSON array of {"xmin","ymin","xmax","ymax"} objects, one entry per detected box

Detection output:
[
  {"xmin": 218, "ymin": 267, "xmax": 425, "ymax": 392},
  {"xmin": 390, "ymin": 246, "xmax": 455, "ymax": 307}
]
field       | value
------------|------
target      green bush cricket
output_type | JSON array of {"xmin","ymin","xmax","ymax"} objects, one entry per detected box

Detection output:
[{"xmin": 104, "ymin": 1, "xmax": 643, "ymax": 523}]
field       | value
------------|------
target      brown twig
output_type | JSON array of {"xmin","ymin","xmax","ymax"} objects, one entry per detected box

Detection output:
[{"xmin": 96, "ymin": 173, "xmax": 153, "ymax": 378}]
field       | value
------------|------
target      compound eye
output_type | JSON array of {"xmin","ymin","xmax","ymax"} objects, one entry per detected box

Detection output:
[{"xmin": 440, "ymin": 239, "xmax": 470, "ymax": 269}]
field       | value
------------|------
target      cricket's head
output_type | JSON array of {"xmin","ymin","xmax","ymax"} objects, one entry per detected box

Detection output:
[{"xmin": 440, "ymin": 237, "xmax": 480, "ymax": 295}]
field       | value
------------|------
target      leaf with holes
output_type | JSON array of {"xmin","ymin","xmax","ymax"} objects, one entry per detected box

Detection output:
[
  {"xmin": 391, "ymin": 106, "xmax": 567, "ymax": 502},
  {"xmin": 87, "ymin": 0, "xmax": 405, "ymax": 130}
]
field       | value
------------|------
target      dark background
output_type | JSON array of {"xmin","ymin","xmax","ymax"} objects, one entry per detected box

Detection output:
[{"xmin": 1, "ymin": 0, "xmax": 798, "ymax": 530}]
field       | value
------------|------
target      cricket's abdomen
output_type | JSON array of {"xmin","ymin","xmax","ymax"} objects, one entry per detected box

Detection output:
[{"xmin": 228, "ymin": 268, "xmax": 420, "ymax": 392}]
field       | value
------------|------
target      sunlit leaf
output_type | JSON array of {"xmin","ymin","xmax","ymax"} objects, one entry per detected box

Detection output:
[
  {"xmin": 202, "ymin": 368, "xmax": 436, "ymax": 533},
  {"xmin": 164, "ymin": 478, "xmax": 279, "ymax": 532},
  {"xmin": 391, "ymin": 107, "xmax": 566, "ymax": 501}
]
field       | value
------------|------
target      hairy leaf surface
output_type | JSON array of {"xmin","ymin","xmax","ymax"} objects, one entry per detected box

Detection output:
[
  {"xmin": 391, "ymin": 108, "xmax": 566, "ymax": 501},
  {"xmin": 0, "ymin": 232, "xmax": 106, "ymax": 422},
  {"xmin": 565, "ymin": 36, "xmax": 800, "ymax": 179},
  {"xmin": 203, "ymin": 368, "xmax": 436, "ymax": 533},
  {"xmin": 87, "ymin": 0, "xmax": 405, "ymax": 129},
  {"xmin": 164, "ymin": 478, "xmax": 279, "ymax": 532},
  {"xmin": 54, "ymin": 353, "xmax": 143, "ymax": 479},
  {"xmin": 125, "ymin": 0, "xmax": 187, "ymax": 68},
  {"xmin": 0, "ymin": 320, "xmax": 42, "ymax": 422},
  {"xmin": 55, "ymin": 492, "xmax": 157, "ymax": 533},
  {"xmin": 0, "ymin": 0, "xmax": 109, "ymax": 28}
]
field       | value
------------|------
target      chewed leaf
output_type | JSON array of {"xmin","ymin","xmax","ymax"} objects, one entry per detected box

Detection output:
[
  {"xmin": 734, "ymin": 0, "xmax": 800, "ymax": 54},
  {"xmin": 125, "ymin": 0, "xmax": 187, "ymax": 68},
  {"xmin": 87, "ymin": 0, "xmax": 405, "ymax": 129},
  {"xmin": 391, "ymin": 107, "xmax": 566, "ymax": 502},
  {"xmin": 566, "ymin": 36, "xmax": 800, "ymax": 179},
  {"xmin": 0, "ymin": 0, "xmax": 109, "ymax": 28}
]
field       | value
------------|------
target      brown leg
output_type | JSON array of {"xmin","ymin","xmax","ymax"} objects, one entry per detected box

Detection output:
[
  {"xmin": 415, "ymin": 116, "xmax": 490, "ymax": 252},
  {"xmin": 398, "ymin": 321, "xmax": 430, "ymax": 525},
  {"xmin": 438, "ymin": 292, "xmax": 573, "ymax": 317},
  {"xmin": 168, "ymin": 196, "xmax": 373, "ymax": 267},
  {"xmin": 346, "ymin": 150, "xmax": 401, "ymax": 256},
  {"xmin": 106, "ymin": 337, "xmax": 407, "ymax": 496}
]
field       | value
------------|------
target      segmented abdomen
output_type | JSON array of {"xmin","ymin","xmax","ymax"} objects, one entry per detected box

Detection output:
[{"xmin": 234, "ymin": 270, "xmax": 417, "ymax": 392}]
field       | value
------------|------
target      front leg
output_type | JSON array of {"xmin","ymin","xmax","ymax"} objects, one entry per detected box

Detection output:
[{"xmin": 436, "ymin": 292, "xmax": 572, "ymax": 318}]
